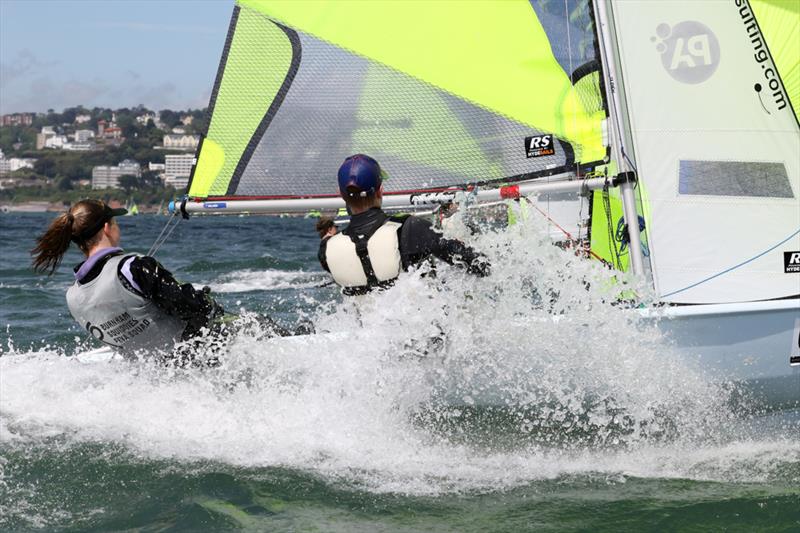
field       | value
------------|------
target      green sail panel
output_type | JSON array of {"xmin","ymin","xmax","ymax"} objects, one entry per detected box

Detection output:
[
  {"xmin": 232, "ymin": 31, "xmax": 575, "ymax": 197},
  {"xmin": 239, "ymin": 0, "xmax": 606, "ymax": 164},
  {"xmin": 353, "ymin": 63, "xmax": 499, "ymax": 182},
  {"xmin": 190, "ymin": 0, "xmax": 607, "ymax": 200},
  {"xmin": 188, "ymin": 6, "xmax": 296, "ymax": 198}
]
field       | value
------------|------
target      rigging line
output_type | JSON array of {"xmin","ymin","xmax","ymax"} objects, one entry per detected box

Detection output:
[
  {"xmin": 661, "ymin": 227, "xmax": 800, "ymax": 299},
  {"xmin": 147, "ymin": 213, "xmax": 181, "ymax": 257},
  {"xmin": 150, "ymin": 215, "xmax": 183, "ymax": 257},
  {"xmin": 596, "ymin": 0, "xmax": 631, "ymax": 176},
  {"xmin": 602, "ymin": 180, "xmax": 622, "ymax": 269},
  {"xmin": 526, "ymin": 198, "xmax": 604, "ymax": 262},
  {"xmin": 564, "ymin": 0, "xmax": 576, "ymax": 177},
  {"xmin": 147, "ymin": 214, "xmax": 176, "ymax": 256},
  {"xmin": 147, "ymin": 213, "xmax": 177, "ymax": 256}
]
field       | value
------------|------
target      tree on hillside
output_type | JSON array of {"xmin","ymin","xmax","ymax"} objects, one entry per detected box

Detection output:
[
  {"xmin": 118, "ymin": 174, "xmax": 141, "ymax": 192},
  {"xmin": 34, "ymin": 157, "xmax": 56, "ymax": 178},
  {"xmin": 57, "ymin": 176, "xmax": 73, "ymax": 191},
  {"xmin": 159, "ymin": 110, "xmax": 181, "ymax": 130},
  {"xmin": 141, "ymin": 169, "xmax": 162, "ymax": 188},
  {"xmin": 0, "ymin": 125, "xmax": 36, "ymax": 153}
]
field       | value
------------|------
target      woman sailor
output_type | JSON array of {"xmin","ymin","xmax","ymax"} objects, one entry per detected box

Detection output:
[{"xmin": 31, "ymin": 199, "xmax": 225, "ymax": 360}]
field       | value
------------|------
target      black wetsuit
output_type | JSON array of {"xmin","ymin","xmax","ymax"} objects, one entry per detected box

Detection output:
[{"xmin": 318, "ymin": 207, "xmax": 490, "ymax": 292}]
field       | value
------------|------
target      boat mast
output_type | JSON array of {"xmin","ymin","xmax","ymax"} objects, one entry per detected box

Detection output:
[{"xmin": 593, "ymin": 0, "xmax": 645, "ymax": 276}]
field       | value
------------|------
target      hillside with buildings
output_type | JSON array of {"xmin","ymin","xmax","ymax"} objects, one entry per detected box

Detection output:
[{"xmin": 0, "ymin": 106, "xmax": 206, "ymax": 210}]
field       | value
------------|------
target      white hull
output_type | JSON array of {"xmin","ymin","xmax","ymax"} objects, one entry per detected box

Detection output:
[{"xmin": 649, "ymin": 299, "xmax": 800, "ymax": 408}]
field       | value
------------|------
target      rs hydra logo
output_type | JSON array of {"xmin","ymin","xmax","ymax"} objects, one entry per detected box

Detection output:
[{"xmin": 652, "ymin": 21, "xmax": 720, "ymax": 84}]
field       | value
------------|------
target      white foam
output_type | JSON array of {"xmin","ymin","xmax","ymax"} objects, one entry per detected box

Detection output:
[
  {"xmin": 1, "ymin": 214, "xmax": 797, "ymax": 495},
  {"xmin": 209, "ymin": 269, "xmax": 326, "ymax": 293}
]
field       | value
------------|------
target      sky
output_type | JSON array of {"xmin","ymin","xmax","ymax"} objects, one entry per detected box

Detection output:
[{"xmin": 0, "ymin": 0, "xmax": 232, "ymax": 114}]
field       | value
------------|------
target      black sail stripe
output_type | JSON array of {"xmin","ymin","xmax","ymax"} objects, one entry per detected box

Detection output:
[
  {"xmin": 225, "ymin": 21, "xmax": 302, "ymax": 196},
  {"xmin": 186, "ymin": 5, "xmax": 240, "ymax": 195}
]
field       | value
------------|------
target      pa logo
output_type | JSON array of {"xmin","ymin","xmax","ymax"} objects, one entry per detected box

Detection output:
[{"xmin": 652, "ymin": 21, "xmax": 720, "ymax": 84}]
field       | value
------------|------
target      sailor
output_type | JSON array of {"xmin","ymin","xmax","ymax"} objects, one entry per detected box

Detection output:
[
  {"xmin": 31, "ymin": 199, "xmax": 226, "ymax": 360},
  {"xmin": 318, "ymin": 154, "xmax": 490, "ymax": 295}
]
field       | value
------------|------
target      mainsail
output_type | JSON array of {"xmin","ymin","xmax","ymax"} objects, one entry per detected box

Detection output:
[
  {"xmin": 600, "ymin": 0, "xmax": 800, "ymax": 303},
  {"xmin": 186, "ymin": 0, "xmax": 609, "ymax": 205}
]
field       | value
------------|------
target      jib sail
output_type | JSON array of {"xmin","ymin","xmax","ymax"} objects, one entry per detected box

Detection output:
[{"xmin": 593, "ymin": 0, "xmax": 800, "ymax": 302}]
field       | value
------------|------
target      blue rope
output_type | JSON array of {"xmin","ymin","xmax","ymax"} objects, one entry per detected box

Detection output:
[{"xmin": 661, "ymin": 227, "xmax": 800, "ymax": 299}]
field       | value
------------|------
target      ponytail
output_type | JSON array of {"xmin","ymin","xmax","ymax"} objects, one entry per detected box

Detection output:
[
  {"xmin": 31, "ymin": 212, "xmax": 74, "ymax": 274},
  {"xmin": 31, "ymin": 199, "xmax": 108, "ymax": 275}
]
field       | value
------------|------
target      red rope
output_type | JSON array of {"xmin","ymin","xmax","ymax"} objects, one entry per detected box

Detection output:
[{"xmin": 524, "ymin": 199, "xmax": 604, "ymax": 262}]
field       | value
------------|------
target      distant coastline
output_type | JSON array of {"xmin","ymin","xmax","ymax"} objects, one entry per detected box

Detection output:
[{"xmin": 1, "ymin": 105, "xmax": 206, "ymax": 210}]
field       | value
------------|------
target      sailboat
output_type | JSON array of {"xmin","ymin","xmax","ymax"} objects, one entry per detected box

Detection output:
[
  {"xmin": 170, "ymin": 0, "xmax": 799, "ymax": 408},
  {"xmin": 125, "ymin": 199, "xmax": 140, "ymax": 216}
]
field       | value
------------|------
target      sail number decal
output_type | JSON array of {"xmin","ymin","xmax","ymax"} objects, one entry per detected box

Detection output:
[
  {"xmin": 791, "ymin": 317, "xmax": 800, "ymax": 367},
  {"xmin": 525, "ymin": 135, "xmax": 555, "ymax": 158}
]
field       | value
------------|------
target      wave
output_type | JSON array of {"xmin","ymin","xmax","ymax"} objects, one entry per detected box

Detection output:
[
  {"xmin": 209, "ymin": 269, "xmax": 328, "ymax": 293},
  {"xmin": 2, "ymin": 213, "xmax": 797, "ymax": 498}
]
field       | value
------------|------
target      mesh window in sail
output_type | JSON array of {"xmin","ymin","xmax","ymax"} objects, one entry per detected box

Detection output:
[{"xmin": 678, "ymin": 160, "xmax": 794, "ymax": 198}]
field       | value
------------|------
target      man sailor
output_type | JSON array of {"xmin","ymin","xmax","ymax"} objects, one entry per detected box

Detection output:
[
  {"xmin": 318, "ymin": 154, "xmax": 490, "ymax": 295},
  {"xmin": 32, "ymin": 199, "xmax": 230, "ymax": 360}
]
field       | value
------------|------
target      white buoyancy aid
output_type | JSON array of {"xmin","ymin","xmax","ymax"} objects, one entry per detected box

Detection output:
[
  {"xmin": 66, "ymin": 254, "xmax": 186, "ymax": 354},
  {"xmin": 324, "ymin": 219, "xmax": 403, "ymax": 290}
]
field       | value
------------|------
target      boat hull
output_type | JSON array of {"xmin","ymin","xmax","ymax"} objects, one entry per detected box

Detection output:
[{"xmin": 652, "ymin": 299, "xmax": 800, "ymax": 409}]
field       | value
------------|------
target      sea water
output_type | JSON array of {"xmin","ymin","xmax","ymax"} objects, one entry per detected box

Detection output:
[{"xmin": 1, "ymin": 212, "xmax": 798, "ymax": 531}]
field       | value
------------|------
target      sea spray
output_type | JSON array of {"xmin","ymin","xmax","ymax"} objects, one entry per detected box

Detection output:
[{"xmin": 1, "ymin": 209, "xmax": 797, "ymax": 501}]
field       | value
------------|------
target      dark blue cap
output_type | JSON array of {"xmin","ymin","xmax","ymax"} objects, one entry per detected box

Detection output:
[{"xmin": 337, "ymin": 154, "xmax": 382, "ymax": 197}]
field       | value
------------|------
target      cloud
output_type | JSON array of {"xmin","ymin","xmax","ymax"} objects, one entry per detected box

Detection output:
[
  {"xmin": 1, "ymin": 76, "xmax": 107, "ymax": 113},
  {"xmin": 0, "ymin": 49, "xmax": 58, "ymax": 88},
  {"xmin": 129, "ymin": 81, "xmax": 179, "ymax": 110},
  {"xmin": 186, "ymin": 87, "xmax": 213, "ymax": 110},
  {"xmin": 95, "ymin": 21, "xmax": 219, "ymax": 34},
  {"xmin": 62, "ymin": 79, "xmax": 113, "ymax": 104},
  {"xmin": 1, "ymin": 76, "xmax": 182, "ymax": 114}
]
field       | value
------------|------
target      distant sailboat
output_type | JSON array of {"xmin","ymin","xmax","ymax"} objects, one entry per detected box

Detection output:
[{"xmin": 125, "ymin": 200, "xmax": 140, "ymax": 216}]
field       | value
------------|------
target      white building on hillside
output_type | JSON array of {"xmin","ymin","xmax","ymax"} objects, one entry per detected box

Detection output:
[
  {"xmin": 163, "ymin": 134, "xmax": 199, "ymax": 151},
  {"xmin": 0, "ymin": 157, "xmax": 36, "ymax": 176},
  {"xmin": 74, "ymin": 129, "xmax": 95, "ymax": 142},
  {"xmin": 63, "ymin": 142, "xmax": 95, "ymax": 151},
  {"xmin": 36, "ymin": 126, "xmax": 56, "ymax": 150},
  {"xmin": 74, "ymin": 114, "xmax": 91, "ymax": 124},
  {"xmin": 44, "ymin": 135, "xmax": 68, "ymax": 149},
  {"xmin": 164, "ymin": 154, "xmax": 194, "ymax": 189},
  {"xmin": 91, "ymin": 159, "xmax": 141, "ymax": 189},
  {"xmin": 136, "ymin": 112, "xmax": 157, "ymax": 125}
]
